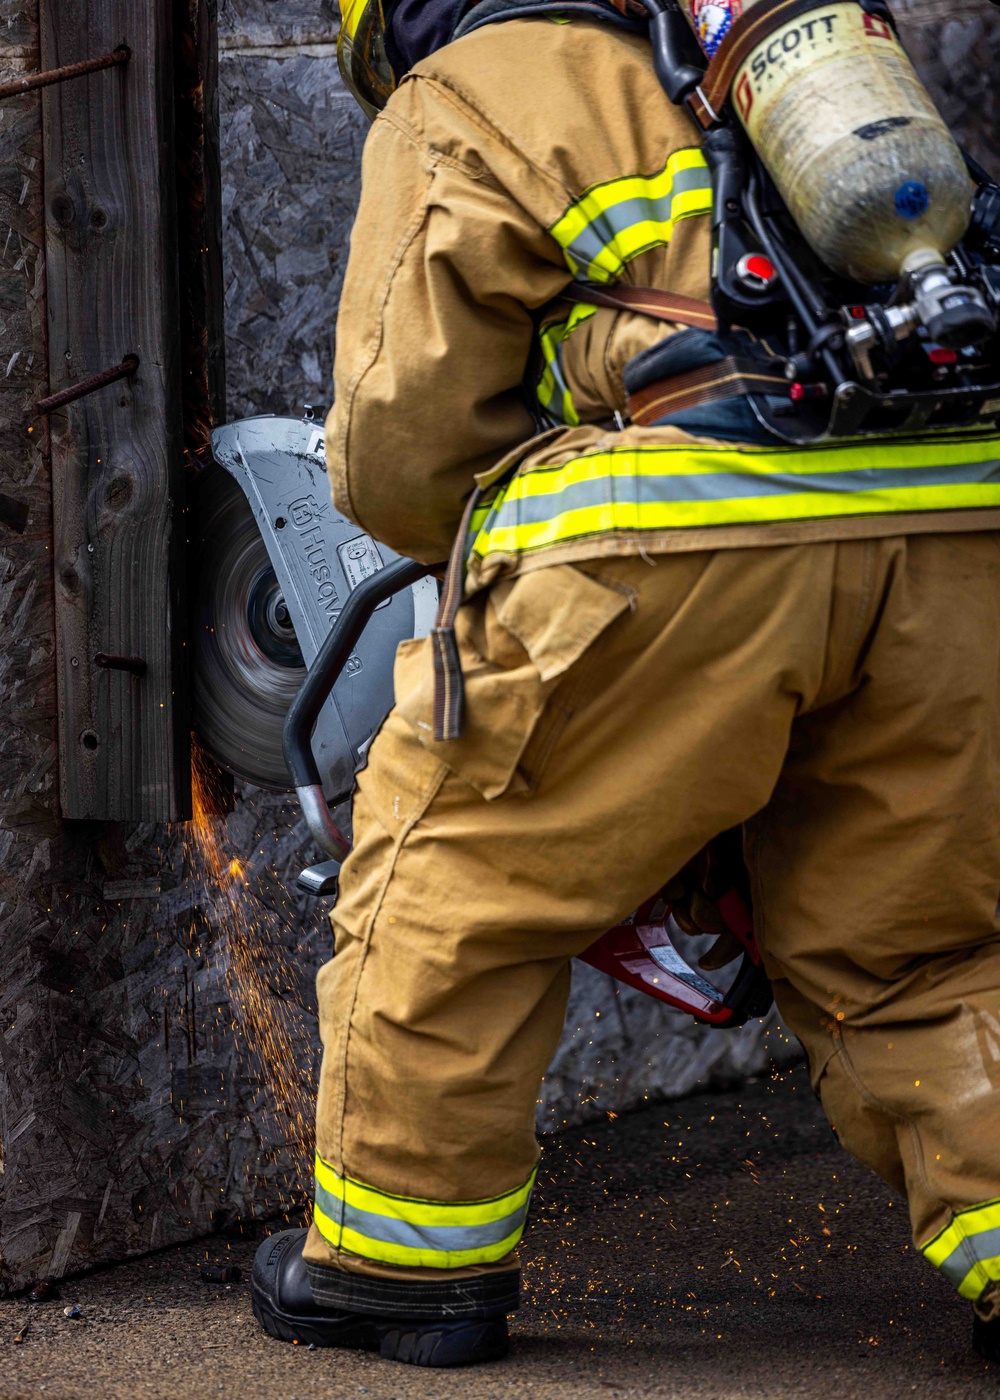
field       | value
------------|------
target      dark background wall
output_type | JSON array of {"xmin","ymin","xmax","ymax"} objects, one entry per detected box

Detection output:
[
  {"xmin": 219, "ymin": 0, "xmax": 358, "ymax": 418},
  {"xmin": 0, "ymin": 0, "xmax": 997, "ymax": 1295},
  {"xmin": 895, "ymin": 0, "xmax": 1000, "ymax": 174}
]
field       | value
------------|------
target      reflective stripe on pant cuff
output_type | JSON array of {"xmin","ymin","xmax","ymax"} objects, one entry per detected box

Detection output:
[
  {"xmin": 306, "ymin": 1261, "xmax": 521, "ymax": 1318},
  {"xmin": 313, "ymin": 1153, "xmax": 537, "ymax": 1269},
  {"xmin": 922, "ymin": 1199, "xmax": 1000, "ymax": 1300}
]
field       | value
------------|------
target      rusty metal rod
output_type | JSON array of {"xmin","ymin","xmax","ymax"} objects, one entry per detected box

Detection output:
[
  {"xmin": 35, "ymin": 354, "xmax": 139, "ymax": 415},
  {"xmin": 95, "ymin": 654, "xmax": 147, "ymax": 676},
  {"xmin": 0, "ymin": 46, "xmax": 130, "ymax": 102}
]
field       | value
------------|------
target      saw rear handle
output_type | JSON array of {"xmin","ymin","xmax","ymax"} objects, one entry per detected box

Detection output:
[{"xmin": 284, "ymin": 555, "xmax": 431, "ymax": 878}]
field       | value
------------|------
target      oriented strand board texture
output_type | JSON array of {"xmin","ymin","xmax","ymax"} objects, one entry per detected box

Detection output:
[
  {"xmin": 219, "ymin": 0, "xmax": 352, "ymax": 419},
  {"xmin": 1, "ymin": 0, "xmax": 998, "ymax": 1297}
]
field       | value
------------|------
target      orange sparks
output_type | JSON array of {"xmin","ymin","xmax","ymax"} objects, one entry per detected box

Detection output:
[{"xmin": 184, "ymin": 747, "xmax": 315, "ymax": 1201}]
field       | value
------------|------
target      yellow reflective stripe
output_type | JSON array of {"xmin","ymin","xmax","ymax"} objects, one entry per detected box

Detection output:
[
  {"xmin": 473, "ymin": 484, "xmax": 1000, "ymax": 557},
  {"xmin": 334, "ymin": 1221, "xmax": 526, "ymax": 1270},
  {"xmin": 549, "ymin": 148, "xmax": 713, "ymax": 284},
  {"xmin": 501, "ymin": 434, "xmax": 1000, "ymax": 500},
  {"xmin": 922, "ymin": 1199, "xmax": 1000, "ymax": 1299},
  {"xmin": 923, "ymin": 1202, "xmax": 1000, "ymax": 1268},
  {"xmin": 469, "ymin": 433, "xmax": 1000, "ymax": 557},
  {"xmin": 536, "ymin": 302, "xmax": 597, "ymax": 426},
  {"xmin": 536, "ymin": 333, "xmax": 575, "ymax": 427},
  {"xmin": 581, "ymin": 186, "xmax": 717, "ymax": 284},
  {"xmin": 314, "ymin": 1152, "xmax": 535, "ymax": 1228},
  {"xmin": 313, "ymin": 1196, "xmax": 343, "ymax": 1246},
  {"xmin": 962, "ymin": 1256, "xmax": 1000, "ymax": 1300},
  {"xmin": 312, "ymin": 1155, "xmax": 536, "ymax": 1269},
  {"xmin": 551, "ymin": 148, "xmax": 708, "ymax": 249}
]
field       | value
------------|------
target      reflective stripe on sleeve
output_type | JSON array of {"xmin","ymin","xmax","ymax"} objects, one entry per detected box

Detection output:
[
  {"xmin": 470, "ymin": 434, "xmax": 1000, "ymax": 560},
  {"xmin": 549, "ymin": 148, "xmax": 713, "ymax": 284},
  {"xmin": 536, "ymin": 303, "xmax": 597, "ymax": 426},
  {"xmin": 922, "ymin": 1199, "xmax": 1000, "ymax": 1300},
  {"xmin": 313, "ymin": 1153, "xmax": 537, "ymax": 1269}
]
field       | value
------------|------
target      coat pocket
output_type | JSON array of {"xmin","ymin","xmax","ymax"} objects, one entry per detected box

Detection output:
[{"xmin": 394, "ymin": 563, "xmax": 631, "ymax": 800}]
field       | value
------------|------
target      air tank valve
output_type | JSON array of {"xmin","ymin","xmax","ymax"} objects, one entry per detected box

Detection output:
[
  {"xmin": 843, "ymin": 250, "xmax": 995, "ymax": 381},
  {"xmin": 906, "ymin": 254, "xmax": 996, "ymax": 348}
]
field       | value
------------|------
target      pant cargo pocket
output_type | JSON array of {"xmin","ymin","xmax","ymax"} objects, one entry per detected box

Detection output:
[{"xmin": 394, "ymin": 563, "xmax": 631, "ymax": 800}]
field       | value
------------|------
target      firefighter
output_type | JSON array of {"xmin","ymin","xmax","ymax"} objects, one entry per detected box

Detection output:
[{"xmin": 249, "ymin": 0, "xmax": 1000, "ymax": 1369}]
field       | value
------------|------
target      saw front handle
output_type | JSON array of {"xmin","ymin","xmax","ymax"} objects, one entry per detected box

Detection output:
[{"xmin": 283, "ymin": 555, "xmax": 431, "ymax": 861}]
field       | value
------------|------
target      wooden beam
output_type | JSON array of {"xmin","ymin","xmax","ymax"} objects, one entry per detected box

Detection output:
[{"xmin": 40, "ymin": 0, "xmax": 191, "ymax": 821}]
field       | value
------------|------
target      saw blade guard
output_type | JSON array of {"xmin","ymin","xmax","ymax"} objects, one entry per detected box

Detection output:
[{"xmin": 194, "ymin": 415, "xmax": 437, "ymax": 797}]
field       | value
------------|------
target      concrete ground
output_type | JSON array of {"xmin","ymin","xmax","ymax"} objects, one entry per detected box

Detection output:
[{"xmin": 0, "ymin": 1063, "xmax": 994, "ymax": 1400}]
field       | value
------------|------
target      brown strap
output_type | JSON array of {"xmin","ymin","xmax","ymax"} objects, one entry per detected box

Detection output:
[
  {"xmin": 431, "ymin": 484, "xmax": 484, "ymax": 742},
  {"xmin": 687, "ymin": 0, "xmax": 840, "ymax": 129},
  {"xmin": 627, "ymin": 356, "xmax": 790, "ymax": 426},
  {"xmin": 563, "ymin": 282, "xmax": 718, "ymax": 330}
]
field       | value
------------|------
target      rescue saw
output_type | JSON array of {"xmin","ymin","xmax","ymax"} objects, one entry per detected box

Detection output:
[{"xmin": 193, "ymin": 415, "xmax": 772, "ymax": 1030}]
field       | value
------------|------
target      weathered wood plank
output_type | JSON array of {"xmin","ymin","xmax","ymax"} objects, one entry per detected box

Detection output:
[{"xmin": 40, "ymin": 0, "xmax": 190, "ymax": 821}]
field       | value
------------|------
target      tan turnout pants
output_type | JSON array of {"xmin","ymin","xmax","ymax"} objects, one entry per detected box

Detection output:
[{"xmin": 305, "ymin": 533, "xmax": 1000, "ymax": 1305}]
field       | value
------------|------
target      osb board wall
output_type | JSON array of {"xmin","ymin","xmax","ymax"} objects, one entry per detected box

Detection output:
[
  {"xmin": 0, "ymin": 0, "xmax": 997, "ymax": 1295},
  {"xmin": 218, "ymin": 0, "xmax": 349, "ymax": 418}
]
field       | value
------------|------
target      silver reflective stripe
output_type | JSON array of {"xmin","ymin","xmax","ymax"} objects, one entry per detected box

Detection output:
[
  {"xmin": 936, "ymin": 1224, "xmax": 1000, "ymax": 1291},
  {"xmin": 559, "ymin": 164, "xmax": 716, "ymax": 276},
  {"xmin": 314, "ymin": 1180, "xmax": 529, "ymax": 1254},
  {"xmin": 538, "ymin": 333, "xmax": 577, "ymax": 426},
  {"xmin": 479, "ymin": 456, "xmax": 1000, "ymax": 534}
]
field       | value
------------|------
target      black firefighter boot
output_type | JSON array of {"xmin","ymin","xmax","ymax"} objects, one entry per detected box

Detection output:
[
  {"xmin": 973, "ymin": 1281, "xmax": 1000, "ymax": 1364},
  {"xmin": 250, "ymin": 1229, "xmax": 514, "ymax": 1367}
]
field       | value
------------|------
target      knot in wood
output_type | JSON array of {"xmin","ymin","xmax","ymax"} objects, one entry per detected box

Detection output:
[
  {"xmin": 50, "ymin": 192, "xmax": 75, "ymax": 229},
  {"xmin": 105, "ymin": 473, "xmax": 135, "ymax": 512}
]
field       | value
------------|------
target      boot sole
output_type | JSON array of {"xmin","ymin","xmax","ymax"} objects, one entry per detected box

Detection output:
[{"xmin": 250, "ymin": 1278, "xmax": 509, "ymax": 1367}]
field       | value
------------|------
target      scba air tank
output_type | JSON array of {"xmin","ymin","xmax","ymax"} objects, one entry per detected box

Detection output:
[{"xmin": 680, "ymin": 0, "xmax": 973, "ymax": 284}]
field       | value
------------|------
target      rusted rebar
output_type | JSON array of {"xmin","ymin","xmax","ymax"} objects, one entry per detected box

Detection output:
[
  {"xmin": 35, "ymin": 354, "xmax": 139, "ymax": 415},
  {"xmin": 0, "ymin": 46, "xmax": 130, "ymax": 102},
  {"xmin": 94, "ymin": 654, "xmax": 147, "ymax": 676}
]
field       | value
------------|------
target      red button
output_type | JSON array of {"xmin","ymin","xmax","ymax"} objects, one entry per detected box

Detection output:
[
  {"xmin": 735, "ymin": 253, "xmax": 778, "ymax": 293},
  {"xmin": 927, "ymin": 346, "xmax": 958, "ymax": 364},
  {"xmin": 744, "ymin": 254, "xmax": 775, "ymax": 282}
]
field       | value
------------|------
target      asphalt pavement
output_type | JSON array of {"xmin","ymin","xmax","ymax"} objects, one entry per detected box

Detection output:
[{"xmin": 0, "ymin": 1062, "xmax": 994, "ymax": 1399}]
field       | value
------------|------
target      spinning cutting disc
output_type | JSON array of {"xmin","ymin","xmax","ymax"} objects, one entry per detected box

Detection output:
[{"xmin": 193, "ymin": 468, "xmax": 304, "ymax": 790}]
